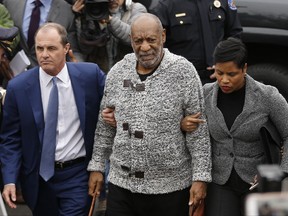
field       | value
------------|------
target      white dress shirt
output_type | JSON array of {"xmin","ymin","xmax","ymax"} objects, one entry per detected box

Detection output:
[{"xmin": 39, "ymin": 64, "xmax": 86, "ymax": 162}]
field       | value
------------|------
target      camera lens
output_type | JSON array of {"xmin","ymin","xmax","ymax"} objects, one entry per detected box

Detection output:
[{"xmin": 85, "ymin": 1, "xmax": 109, "ymax": 20}]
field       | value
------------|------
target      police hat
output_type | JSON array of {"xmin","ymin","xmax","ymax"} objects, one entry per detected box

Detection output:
[{"xmin": 0, "ymin": 26, "xmax": 20, "ymax": 57}]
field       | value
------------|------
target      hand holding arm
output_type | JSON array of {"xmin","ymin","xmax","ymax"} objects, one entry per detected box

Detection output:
[
  {"xmin": 181, "ymin": 112, "xmax": 205, "ymax": 132},
  {"xmin": 2, "ymin": 184, "xmax": 17, "ymax": 209},
  {"xmin": 102, "ymin": 107, "xmax": 116, "ymax": 127}
]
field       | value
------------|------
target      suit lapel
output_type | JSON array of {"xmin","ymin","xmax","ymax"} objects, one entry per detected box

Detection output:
[
  {"xmin": 25, "ymin": 68, "xmax": 45, "ymax": 143},
  {"xmin": 230, "ymin": 76, "xmax": 259, "ymax": 133},
  {"xmin": 208, "ymin": 84, "xmax": 230, "ymax": 133},
  {"xmin": 67, "ymin": 64, "xmax": 86, "ymax": 134}
]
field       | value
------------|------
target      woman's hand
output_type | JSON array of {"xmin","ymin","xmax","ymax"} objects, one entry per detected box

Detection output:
[{"xmin": 181, "ymin": 112, "xmax": 205, "ymax": 132}]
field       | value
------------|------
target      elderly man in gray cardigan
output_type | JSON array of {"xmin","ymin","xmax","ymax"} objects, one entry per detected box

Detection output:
[{"xmin": 88, "ymin": 13, "xmax": 211, "ymax": 216}]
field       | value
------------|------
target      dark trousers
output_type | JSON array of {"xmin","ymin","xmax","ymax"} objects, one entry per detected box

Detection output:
[
  {"xmin": 106, "ymin": 183, "xmax": 190, "ymax": 216},
  {"xmin": 33, "ymin": 161, "xmax": 91, "ymax": 216},
  {"xmin": 205, "ymin": 168, "xmax": 255, "ymax": 216}
]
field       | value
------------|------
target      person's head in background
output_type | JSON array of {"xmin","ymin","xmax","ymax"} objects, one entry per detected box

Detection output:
[
  {"xmin": 35, "ymin": 22, "xmax": 70, "ymax": 76},
  {"xmin": 109, "ymin": 0, "xmax": 131, "ymax": 13},
  {"xmin": 213, "ymin": 37, "xmax": 248, "ymax": 94},
  {"xmin": 0, "ymin": 26, "xmax": 19, "ymax": 60},
  {"xmin": 130, "ymin": 13, "xmax": 166, "ymax": 73},
  {"xmin": 0, "ymin": 26, "xmax": 20, "ymax": 84},
  {"xmin": 0, "ymin": 45, "xmax": 5, "ymax": 63}
]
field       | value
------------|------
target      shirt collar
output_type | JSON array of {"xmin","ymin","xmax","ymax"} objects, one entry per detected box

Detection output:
[{"xmin": 40, "ymin": 64, "xmax": 69, "ymax": 87}]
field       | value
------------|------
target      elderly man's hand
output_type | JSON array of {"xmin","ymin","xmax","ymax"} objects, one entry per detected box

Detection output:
[
  {"xmin": 88, "ymin": 171, "xmax": 104, "ymax": 198},
  {"xmin": 188, "ymin": 181, "xmax": 207, "ymax": 216}
]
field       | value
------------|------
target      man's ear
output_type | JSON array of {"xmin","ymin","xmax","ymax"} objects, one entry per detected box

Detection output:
[
  {"xmin": 243, "ymin": 63, "xmax": 248, "ymax": 74},
  {"xmin": 162, "ymin": 29, "xmax": 166, "ymax": 43}
]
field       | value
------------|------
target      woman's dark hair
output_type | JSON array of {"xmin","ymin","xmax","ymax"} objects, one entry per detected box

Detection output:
[{"xmin": 213, "ymin": 37, "xmax": 247, "ymax": 69}]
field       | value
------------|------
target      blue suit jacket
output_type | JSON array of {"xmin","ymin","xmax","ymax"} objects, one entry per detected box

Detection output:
[{"xmin": 0, "ymin": 62, "xmax": 105, "ymax": 209}]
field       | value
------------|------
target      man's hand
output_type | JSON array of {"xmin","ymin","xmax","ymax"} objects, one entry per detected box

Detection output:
[
  {"xmin": 181, "ymin": 113, "xmax": 205, "ymax": 132},
  {"xmin": 2, "ymin": 184, "xmax": 17, "ymax": 209},
  {"xmin": 72, "ymin": 0, "xmax": 85, "ymax": 13},
  {"xmin": 188, "ymin": 181, "xmax": 207, "ymax": 215},
  {"xmin": 68, "ymin": 49, "xmax": 78, "ymax": 62},
  {"xmin": 88, "ymin": 171, "xmax": 104, "ymax": 198},
  {"xmin": 100, "ymin": 15, "xmax": 112, "ymax": 24},
  {"xmin": 102, "ymin": 107, "xmax": 116, "ymax": 127},
  {"xmin": 207, "ymin": 66, "xmax": 216, "ymax": 80}
]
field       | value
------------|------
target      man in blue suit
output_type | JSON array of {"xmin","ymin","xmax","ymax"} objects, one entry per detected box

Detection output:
[{"xmin": 0, "ymin": 22, "xmax": 105, "ymax": 216}]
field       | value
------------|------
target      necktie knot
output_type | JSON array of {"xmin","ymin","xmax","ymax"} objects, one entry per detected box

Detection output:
[
  {"xmin": 52, "ymin": 76, "xmax": 57, "ymax": 86},
  {"xmin": 34, "ymin": 0, "xmax": 42, "ymax": 7}
]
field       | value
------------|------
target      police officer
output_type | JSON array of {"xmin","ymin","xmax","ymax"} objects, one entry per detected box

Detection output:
[{"xmin": 151, "ymin": 0, "xmax": 242, "ymax": 84}]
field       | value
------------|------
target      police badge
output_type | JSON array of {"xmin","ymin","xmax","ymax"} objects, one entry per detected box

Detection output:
[{"xmin": 228, "ymin": 0, "xmax": 237, "ymax": 10}]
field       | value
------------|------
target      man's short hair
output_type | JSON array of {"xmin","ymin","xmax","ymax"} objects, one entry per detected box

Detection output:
[{"xmin": 36, "ymin": 22, "xmax": 68, "ymax": 46}]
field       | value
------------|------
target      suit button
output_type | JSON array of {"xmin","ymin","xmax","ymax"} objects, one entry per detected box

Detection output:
[{"xmin": 229, "ymin": 153, "xmax": 234, "ymax": 157}]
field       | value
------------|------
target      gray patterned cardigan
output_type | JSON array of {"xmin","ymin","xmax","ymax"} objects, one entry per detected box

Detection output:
[{"xmin": 88, "ymin": 49, "xmax": 212, "ymax": 194}]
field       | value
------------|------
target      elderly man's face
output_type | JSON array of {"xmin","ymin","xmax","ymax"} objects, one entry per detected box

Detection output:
[
  {"xmin": 35, "ymin": 28, "xmax": 69, "ymax": 76},
  {"xmin": 131, "ymin": 17, "xmax": 166, "ymax": 71}
]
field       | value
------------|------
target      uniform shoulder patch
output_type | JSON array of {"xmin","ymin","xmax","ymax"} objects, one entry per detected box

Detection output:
[{"xmin": 228, "ymin": 0, "xmax": 237, "ymax": 10}]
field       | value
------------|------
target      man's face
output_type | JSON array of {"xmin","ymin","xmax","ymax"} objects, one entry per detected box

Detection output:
[
  {"xmin": 109, "ymin": 0, "xmax": 124, "ymax": 13},
  {"xmin": 130, "ymin": 17, "xmax": 166, "ymax": 71},
  {"xmin": 35, "ymin": 28, "xmax": 69, "ymax": 76}
]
